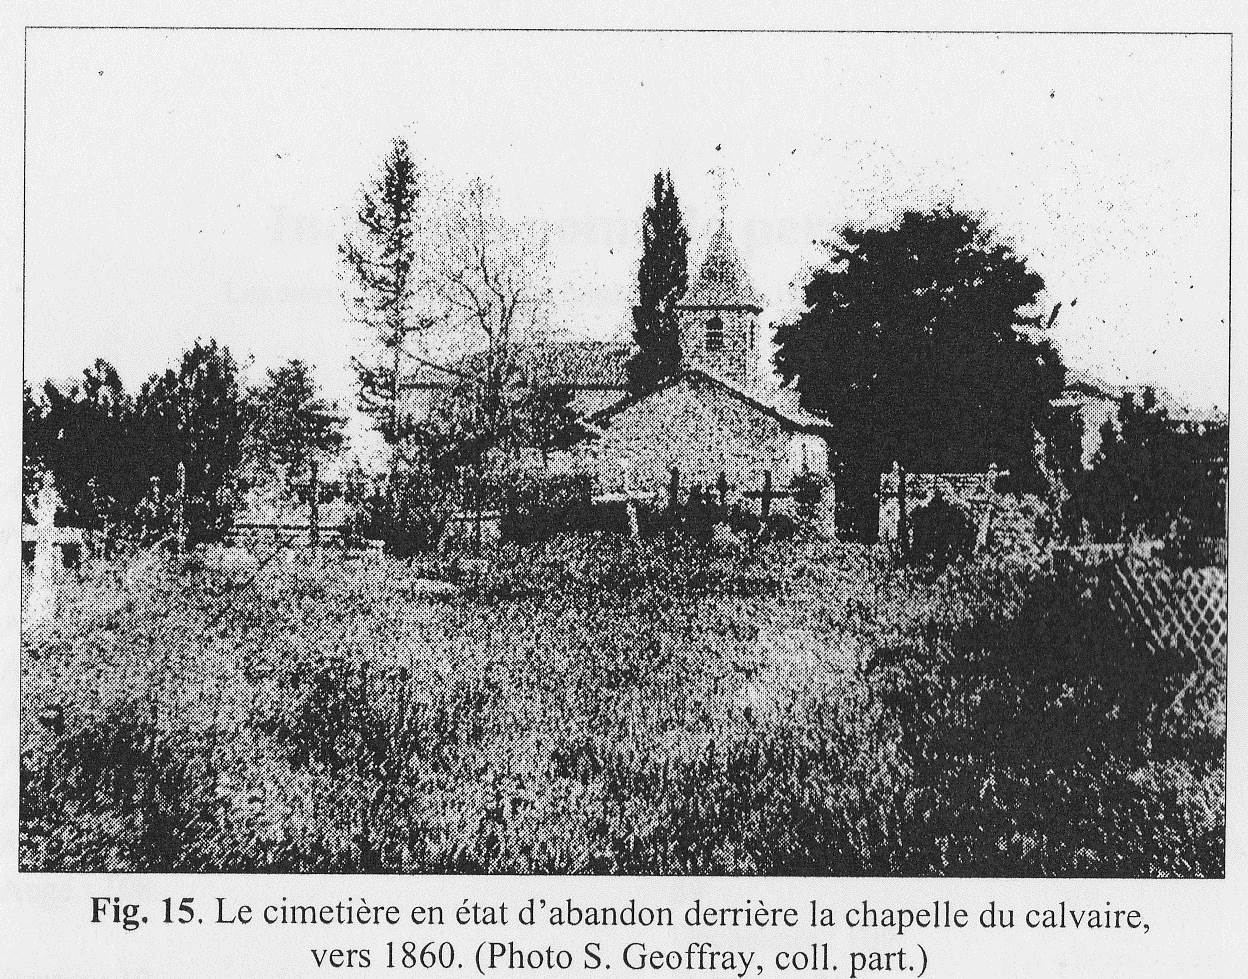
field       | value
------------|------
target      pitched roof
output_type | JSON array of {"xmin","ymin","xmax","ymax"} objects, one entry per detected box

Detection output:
[
  {"xmin": 405, "ymin": 340, "xmax": 632, "ymax": 390},
  {"xmin": 583, "ymin": 367, "xmax": 830, "ymax": 435},
  {"xmin": 679, "ymin": 217, "xmax": 762, "ymax": 310},
  {"xmin": 1058, "ymin": 375, "xmax": 1226, "ymax": 426}
]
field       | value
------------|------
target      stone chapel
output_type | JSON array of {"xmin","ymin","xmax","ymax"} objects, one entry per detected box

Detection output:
[{"xmin": 403, "ymin": 211, "xmax": 832, "ymax": 491}]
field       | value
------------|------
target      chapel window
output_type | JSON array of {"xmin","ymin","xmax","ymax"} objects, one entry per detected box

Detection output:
[{"xmin": 706, "ymin": 316, "xmax": 724, "ymax": 351}]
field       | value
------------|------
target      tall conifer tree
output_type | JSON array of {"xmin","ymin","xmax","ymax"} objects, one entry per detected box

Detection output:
[
  {"xmin": 340, "ymin": 139, "xmax": 431, "ymax": 482},
  {"xmin": 628, "ymin": 172, "xmax": 689, "ymax": 390}
]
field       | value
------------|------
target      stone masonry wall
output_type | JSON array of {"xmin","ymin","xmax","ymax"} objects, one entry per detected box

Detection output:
[
  {"xmin": 575, "ymin": 377, "xmax": 805, "ymax": 494},
  {"xmin": 678, "ymin": 308, "xmax": 760, "ymax": 390}
]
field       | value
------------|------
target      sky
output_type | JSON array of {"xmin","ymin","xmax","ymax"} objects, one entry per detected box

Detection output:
[{"xmin": 24, "ymin": 29, "xmax": 1231, "ymax": 415}]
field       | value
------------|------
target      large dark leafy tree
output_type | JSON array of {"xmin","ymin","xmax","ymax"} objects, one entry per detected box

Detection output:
[
  {"xmin": 627, "ymin": 171, "xmax": 689, "ymax": 391},
  {"xmin": 135, "ymin": 339, "xmax": 247, "ymax": 545},
  {"xmin": 30, "ymin": 360, "xmax": 144, "ymax": 529},
  {"xmin": 249, "ymin": 359, "xmax": 344, "ymax": 493},
  {"xmin": 774, "ymin": 209, "xmax": 1065, "ymax": 540}
]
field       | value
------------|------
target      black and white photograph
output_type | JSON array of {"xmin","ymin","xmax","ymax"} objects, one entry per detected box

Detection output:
[{"xmin": 18, "ymin": 27, "xmax": 1229, "ymax": 880}]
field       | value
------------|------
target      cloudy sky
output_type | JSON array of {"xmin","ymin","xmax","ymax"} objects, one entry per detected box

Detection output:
[{"xmin": 24, "ymin": 29, "xmax": 1231, "ymax": 413}]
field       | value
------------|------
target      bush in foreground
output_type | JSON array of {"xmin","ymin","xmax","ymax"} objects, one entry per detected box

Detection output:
[{"xmin": 889, "ymin": 558, "xmax": 1224, "ymax": 876}]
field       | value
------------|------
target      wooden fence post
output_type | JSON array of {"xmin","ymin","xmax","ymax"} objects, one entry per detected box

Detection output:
[
  {"xmin": 897, "ymin": 463, "xmax": 909, "ymax": 555},
  {"xmin": 760, "ymin": 470, "xmax": 773, "ymax": 521},
  {"xmin": 308, "ymin": 458, "xmax": 320, "ymax": 552},
  {"xmin": 668, "ymin": 467, "xmax": 680, "ymax": 510},
  {"xmin": 174, "ymin": 461, "xmax": 187, "ymax": 553}
]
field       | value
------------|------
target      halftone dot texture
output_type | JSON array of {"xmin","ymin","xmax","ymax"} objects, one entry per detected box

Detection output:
[
  {"xmin": 20, "ymin": 472, "xmax": 1225, "ymax": 875},
  {"xmin": 19, "ymin": 152, "xmax": 1225, "ymax": 875}
]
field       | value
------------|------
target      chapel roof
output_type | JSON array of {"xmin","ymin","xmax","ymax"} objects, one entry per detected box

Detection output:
[
  {"xmin": 405, "ymin": 340, "xmax": 632, "ymax": 390},
  {"xmin": 583, "ymin": 367, "xmax": 830, "ymax": 435},
  {"xmin": 679, "ymin": 217, "xmax": 762, "ymax": 310},
  {"xmin": 1057, "ymin": 374, "xmax": 1226, "ymax": 426}
]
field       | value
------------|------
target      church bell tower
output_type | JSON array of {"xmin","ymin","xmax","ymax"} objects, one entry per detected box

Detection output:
[{"xmin": 675, "ymin": 215, "xmax": 763, "ymax": 390}]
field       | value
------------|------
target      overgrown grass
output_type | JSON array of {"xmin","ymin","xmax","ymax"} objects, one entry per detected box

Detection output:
[{"xmin": 20, "ymin": 536, "xmax": 1224, "ymax": 875}]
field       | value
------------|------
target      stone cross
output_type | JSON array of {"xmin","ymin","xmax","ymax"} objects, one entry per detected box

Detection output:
[{"xmin": 23, "ymin": 483, "xmax": 81, "ymax": 626}]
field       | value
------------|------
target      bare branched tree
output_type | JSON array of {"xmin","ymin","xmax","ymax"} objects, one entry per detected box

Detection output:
[
  {"xmin": 426, "ymin": 177, "xmax": 552, "ymax": 447},
  {"xmin": 343, "ymin": 145, "xmax": 551, "ymax": 483}
]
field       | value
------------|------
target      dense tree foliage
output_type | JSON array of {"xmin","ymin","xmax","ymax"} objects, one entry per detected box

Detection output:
[
  {"xmin": 1067, "ymin": 389, "xmax": 1227, "ymax": 544},
  {"xmin": 628, "ymin": 171, "xmax": 689, "ymax": 391},
  {"xmin": 776, "ymin": 209, "xmax": 1063, "ymax": 472},
  {"xmin": 28, "ymin": 360, "xmax": 144, "ymax": 530},
  {"xmin": 774, "ymin": 209, "xmax": 1064, "ymax": 538},
  {"xmin": 24, "ymin": 342, "xmax": 249, "ymax": 547},
  {"xmin": 22, "ymin": 385, "xmax": 45, "ymax": 507},
  {"xmin": 135, "ymin": 340, "xmax": 248, "ymax": 545},
  {"xmin": 249, "ymin": 359, "xmax": 344, "ymax": 493}
]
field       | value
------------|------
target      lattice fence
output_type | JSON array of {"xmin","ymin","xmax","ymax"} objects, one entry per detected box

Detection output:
[
  {"xmin": 1092, "ymin": 556, "xmax": 1227, "ymax": 739},
  {"xmin": 1101, "ymin": 559, "xmax": 1227, "ymax": 666}
]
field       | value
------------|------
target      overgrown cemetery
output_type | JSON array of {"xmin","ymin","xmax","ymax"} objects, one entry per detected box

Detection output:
[{"xmin": 20, "ymin": 145, "xmax": 1227, "ymax": 875}]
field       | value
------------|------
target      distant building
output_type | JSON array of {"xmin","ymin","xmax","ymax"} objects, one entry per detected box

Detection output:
[
  {"xmin": 404, "ymin": 340, "xmax": 633, "ymax": 421},
  {"xmin": 1052, "ymin": 375, "xmax": 1227, "ymax": 468}
]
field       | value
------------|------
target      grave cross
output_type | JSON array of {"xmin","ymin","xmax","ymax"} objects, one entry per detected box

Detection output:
[{"xmin": 23, "ymin": 484, "xmax": 83, "ymax": 626}]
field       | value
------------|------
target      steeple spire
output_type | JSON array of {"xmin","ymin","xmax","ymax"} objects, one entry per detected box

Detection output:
[
  {"xmin": 674, "ymin": 202, "xmax": 764, "ymax": 390},
  {"xmin": 680, "ymin": 214, "xmax": 761, "ymax": 311}
]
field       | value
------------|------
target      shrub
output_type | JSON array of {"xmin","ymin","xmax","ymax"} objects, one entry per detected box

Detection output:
[
  {"xmin": 497, "ymin": 467, "xmax": 593, "ymax": 544},
  {"xmin": 763, "ymin": 511, "xmax": 798, "ymax": 540},
  {"xmin": 725, "ymin": 503, "xmax": 763, "ymax": 537},
  {"xmin": 1065, "ymin": 389, "xmax": 1227, "ymax": 543},
  {"xmin": 676, "ymin": 487, "xmax": 721, "ymax": 541},
  {"xmin": 908, "ymin": 493, "xmax": 975, "ymax": 566},
  {"xmin": 890, "ymin": 559, "xmax": 1225, "ymax": 876},
  {"xmin": 347, "ymin": 471, "xmax": 454, "ymax": 557},
  {"xmin": 790, "ymin": 471, "xmax": 829, "ymax": 522}
]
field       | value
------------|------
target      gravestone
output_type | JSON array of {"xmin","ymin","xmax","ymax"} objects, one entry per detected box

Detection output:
[{"xmin": 25, "ymin": 484, "xmax": 68, "ymax": 626}]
